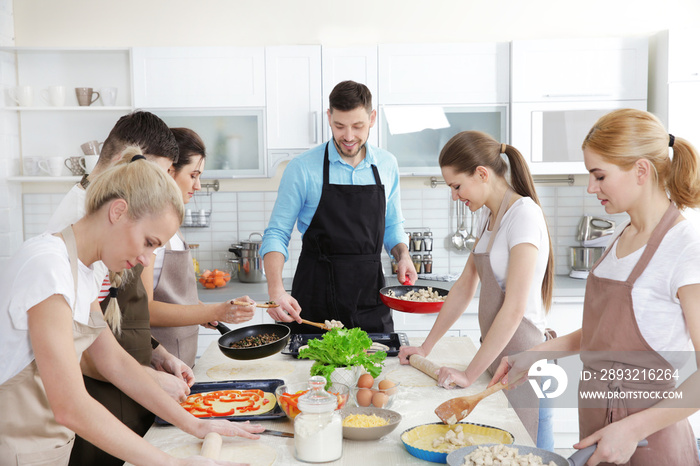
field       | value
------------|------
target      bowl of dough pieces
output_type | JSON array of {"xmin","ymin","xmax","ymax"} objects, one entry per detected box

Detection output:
[{"xmin": 400, "ymin": 422, "xmax": 514, "ymax": 463}]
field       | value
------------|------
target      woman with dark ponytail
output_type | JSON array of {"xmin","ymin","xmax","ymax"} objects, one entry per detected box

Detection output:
[
  {"xmin": 492, "ymin": 108, "xmax": 700, "ymax": 465},
  {"xmin": 399, "ymin": 130, "xmax": 555, "ymax": 449}
]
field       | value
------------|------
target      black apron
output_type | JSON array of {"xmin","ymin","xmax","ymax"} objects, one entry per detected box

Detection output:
[{"xmin": 288, "ymin": 143, "xmax": 392, "ymax": 334}]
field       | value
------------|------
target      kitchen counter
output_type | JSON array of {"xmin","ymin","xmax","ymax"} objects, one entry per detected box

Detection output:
[
  {"xmin": 197, "ymin": 274, "xmax": 587, "ymax": 304},
  {"xmin": 133, "ymin": 337, "xmax": 534, "ymax": 465}
]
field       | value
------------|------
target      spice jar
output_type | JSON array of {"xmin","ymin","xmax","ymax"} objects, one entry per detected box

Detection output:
[
  {"xmin": 407, "ymin": 231, "xmax": 413, "ymax": 251},
  {"xmin": 412, "ymin": 253, "xmax": 422, "ymax": 274},
  {"xmin": 412, "ymin": 232, "xmax": 423, "ymax": 252},
  {"xmin": 391, "ymin": 257, "xmax": 398, "ymax": 275},
  {"xmin": 422, "ymin": 253, "xmax": 433, "ymax": 274},
  {"xmin": 188, "ymin": 244, "xmax": 200, "ymax": 275},
  {"xmin": 294, "ymin": 376, "xmax": 342, "ymax": 463},
  {"xmin": 423, "ymin": 231, "xmax": 433, "ymax": 252}
]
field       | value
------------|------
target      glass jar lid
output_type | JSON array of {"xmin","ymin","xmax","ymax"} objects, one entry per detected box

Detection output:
[{"xmin": 297, "ymin": 376, "xmax": 337, "ymax": 414}]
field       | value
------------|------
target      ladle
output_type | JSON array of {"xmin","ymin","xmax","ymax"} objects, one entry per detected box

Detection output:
[
  {"xmin": 457, "ymin": 203, "xmax": 469, "ymax": 241},
  {"xmin": 450, "ymin": 200, "xmax": 465, "ymax": 250},
  {"xmin": 463, "ymin": 209, "xmax": 477, "ymax": 252}
]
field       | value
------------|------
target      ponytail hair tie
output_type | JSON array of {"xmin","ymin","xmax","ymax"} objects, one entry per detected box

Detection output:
[
  {"xmin": 130, "ymin": 154, "xmax": 147, "ymax": 163},
  {"xmin": 669, "ymin": 134, "xmax": 675, "ymax": 148},
  {"xmin": 109, "ymin": 287, "xmax": 118, "ymax": 298},
  {"xmin": 500, "ymin": 143, "xmax": 506, "ymax": 154}
]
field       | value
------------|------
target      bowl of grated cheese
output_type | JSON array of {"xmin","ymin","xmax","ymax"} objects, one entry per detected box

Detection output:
[{"xmin": 341, "ymin": 407, "xmax": 402, "ymax": 441}]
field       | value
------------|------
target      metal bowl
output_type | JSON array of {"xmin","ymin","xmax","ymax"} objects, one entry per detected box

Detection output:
[
  {"xmin": 569, "ymin": 246, "xmax": 605, "ymax": 271},
  {"xmin": 216, "ymin": 323, "xmax": 291, "ymax": 360},
  {"xmin": 379, "ymin": 285, "xmax": 449, "ymax": 314}
]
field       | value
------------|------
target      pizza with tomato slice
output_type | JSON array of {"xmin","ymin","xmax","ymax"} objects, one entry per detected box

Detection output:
[{"xmin": 181, "ymin": 389, "xmax": 277, "ymax": 418}]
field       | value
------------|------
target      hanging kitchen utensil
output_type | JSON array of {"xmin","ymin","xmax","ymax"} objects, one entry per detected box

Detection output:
[
  {"xmin": 434, "ymin": 382, "xmax": 506, "ymax": 424},
  {"xmin": 451, "ymin": 201, "xmax": 465, "ymax": 250},
  {"xmin": 463, "ymin": 209, "xmax": 477, "ymax": 252},
  {"xmin": 457, "ymin": 203, "xmax": 469, "ymax": 243}
]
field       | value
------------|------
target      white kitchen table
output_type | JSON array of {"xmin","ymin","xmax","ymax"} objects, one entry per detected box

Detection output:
[{"xmin": 129, "ymin": 336, "xmax": 534, "ymax": 465}]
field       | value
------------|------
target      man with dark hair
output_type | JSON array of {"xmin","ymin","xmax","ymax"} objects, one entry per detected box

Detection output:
[
  {"xmin": 44, "ymin": 111, "xmax": 193, "ymax": 466},
  {"xmin": 261, "ymin": 80, "xmax": 416, "ymax": 334}
]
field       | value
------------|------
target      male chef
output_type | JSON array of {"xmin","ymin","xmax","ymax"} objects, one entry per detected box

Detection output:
[{"xmin": 260, "ymin": 80, "xmax": 416, "ymax": 334}]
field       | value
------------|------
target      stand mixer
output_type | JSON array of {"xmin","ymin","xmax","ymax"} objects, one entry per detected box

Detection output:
[{"xmin": 569, "ymin": 216, "xmax": 616, "ymax": 279}]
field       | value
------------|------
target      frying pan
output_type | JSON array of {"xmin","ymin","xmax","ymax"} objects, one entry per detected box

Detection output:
[
  {"xmin": 215, "ymin": 322, "xmax": 291, "ymax": 360},
  {"xmin": 379, "ymin": 285, "xmax": 449, "ymax": 314},
  {"xmin": 446, "ymin": 440, "xmax": 648, "ymax": 466}
]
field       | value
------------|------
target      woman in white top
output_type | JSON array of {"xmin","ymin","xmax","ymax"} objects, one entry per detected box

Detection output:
[
  {"xmin": 493, "ymin": 109, "xmax": 700, "ymax": 465},
  {"xmin": 398, "ymin": 130, "xmax": 554, "ymax": 448},
  {"xmin": 143, "ymin": 128, "xmax": 255, "ymax": 367},
  {"xmin": 0, "ymin": 157, "xmax": 262, "ymax": 466}
]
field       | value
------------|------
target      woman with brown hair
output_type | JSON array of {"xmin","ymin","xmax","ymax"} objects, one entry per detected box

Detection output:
[
  {"xmin": 492, "ymin": 108, "xmax": 700, "ymax": 465},
  {"xmin": 398, "ymin": 130, "xmax": 554, "ymax": 449}
]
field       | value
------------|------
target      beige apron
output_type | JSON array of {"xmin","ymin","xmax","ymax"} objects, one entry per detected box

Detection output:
[
  {"xmin": 473, "ymin": 189, "xmax": 545, "ymax": 444},
  {"xmin": 150, "ymin": 232, "xmax": 200, "ymax": 367},
  {"xmin": 0, "ymin": 226, "xmax": 105, "ymax": 466},
  {"xmin": 579, "ymin": 203, "xmax": 699, "ymax": 466}
]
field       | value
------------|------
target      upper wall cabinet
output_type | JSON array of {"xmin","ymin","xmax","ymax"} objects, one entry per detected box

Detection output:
[
  {"xmin": 321, "ymin": 46, "xmax": 379, "ymax": 147},
  {"xmin": 378, "ymin": 43, "xmax": 510, "ymax": 105},
  {"xmin": 132, "ymin": 47, "xmax": 265, "ymax": 108},
  {"xmin": 265, "ymin": 46, "xmax": 322, "ymax": 153},
  {"xmin": 511, "ymin": 37, "xmax": 648, "ymax": 103},
  {"xmin": 663, "ymin": 29, "xmax": 700, "ymax": 82}
]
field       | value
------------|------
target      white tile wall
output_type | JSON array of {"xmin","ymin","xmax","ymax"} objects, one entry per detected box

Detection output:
[
  {"xmin": 21, "ymin": 183, "xmax": 628, "ymax": 278},
  {"xmin": 0, "ymin": 1, "xmax": 22, "ymax": 268}
]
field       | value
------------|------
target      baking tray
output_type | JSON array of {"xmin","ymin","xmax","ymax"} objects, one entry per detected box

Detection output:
[
  {"xmin": 282, "ymin": 332, "xmax": 409, "ymax": 357},
  {"xmin": 155, "ymin": 379, "xmax": 285, "ymax": 425}
]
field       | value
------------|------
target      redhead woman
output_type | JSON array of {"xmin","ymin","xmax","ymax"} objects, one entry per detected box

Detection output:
[
  {"xmin": 144, "ymin": 128, "xmax": 255, "ymax": 368},
  {"xmin": 398, "ymin": 130, "xmax": 555, "ymax": 448},
  {"xmin": 0, "ymin": 157, "xmax": 262, "ymax": 466},
  {"xmin": 492, "ymin": 109, "xmax": 700, "ymax": 465}
]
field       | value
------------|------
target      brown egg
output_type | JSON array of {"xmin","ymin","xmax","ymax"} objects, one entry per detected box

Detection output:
[
  {"xmin": 357, "ymin": 373, "xmax": 374, "ymax": 389},
  {"xmin": 378, "ymin": 379, "xmax": 397, "ymax": 396},
  {"xmin": 356, "ymin": 388, "xmax": 373, "ymax": 407},
  {"xmin": 371, "ymin": 391, "xmax": 389, "ymax": 408}
]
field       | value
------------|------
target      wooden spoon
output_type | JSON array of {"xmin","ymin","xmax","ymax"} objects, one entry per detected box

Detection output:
[
  {"xmin": 301, "ymin": 318, "xmax": 331, "ymax": 330},
  {"xmin": 434, "ymin": 382, "xmax": 507, "ymax": 424},
  {"xmin": 232, "ymin": 300, "xmax": 280, "ymax": 308}
]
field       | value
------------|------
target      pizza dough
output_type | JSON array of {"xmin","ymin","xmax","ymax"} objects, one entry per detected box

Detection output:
[
  {"xmin": 168, "ymin": 441, "xmax": 277, "ymax": 465},
  {"xmin": 183, "ymin": 390, "xmax": 277, "ymax": 417},
  {"xmin": 207, "ymin": 361, "xmax": 295, "ymax": 381}
]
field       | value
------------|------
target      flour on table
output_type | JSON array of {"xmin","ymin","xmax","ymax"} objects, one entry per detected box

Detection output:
[
  {"xmin": 168, "ymin": 441, "xmax": 277, "ymax": 465},
  {"xmin": 207, "ymin": 361, "xmax": 295, "ymax": 381}
]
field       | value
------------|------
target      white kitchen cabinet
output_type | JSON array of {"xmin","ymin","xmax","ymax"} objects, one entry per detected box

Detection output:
[
  {"xmin": 511, "ymin": 37, "xmax": 648, "ymax": 103},
  {"xmin": 1, "ymin": 47, "xmax": 133, "ymax": 177},
  {"xmin": 392, "ymin": 299, "xmax": 480, "ymax": 338},
  {"xmin": 649, "ymin": 29, "xmax": 700, "ymax": 149},
  {"xmin": 265, "ymin": 46, "xmax": 322, "ymax": 152},
  {"xmin": 379, "ymin": 43, "xmax": 509, "ymax": 105},
  {"xmin": 132, "ymin": 47, "xmax": 265, "ymax": 108},
  {"xmin": 321, "ymin": 46, "xmax": 379, "ymax": 147}
]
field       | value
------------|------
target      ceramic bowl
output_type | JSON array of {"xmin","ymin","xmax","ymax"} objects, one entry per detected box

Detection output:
[{"xmin": 341, "ymin": 406, "xmax": 402, "ymax": 441}]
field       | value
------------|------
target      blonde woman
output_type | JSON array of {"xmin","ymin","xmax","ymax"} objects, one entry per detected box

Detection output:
[
  {"xmin": 398, "ymin": 130, "xmax": 555, "ymax": 448},
  {"xmin": 144, "ymin": 128, "xmax": 255, "ymax": 367},
  {"xmin": 0, "ymin": 157, "xmax": 262, "ymax": 466},
  {"xmin": 493, "ymin": 109, "xmax": 700, "ymax": 465}
]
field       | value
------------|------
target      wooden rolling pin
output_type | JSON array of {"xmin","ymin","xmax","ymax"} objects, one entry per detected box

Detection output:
[
  {"xmin": 408, "ymin": 355, "xmax": 441, "ymax": 380},
  {"xmin": 200, "ymin": 432, "xmax": 222, "ymax": 459}
]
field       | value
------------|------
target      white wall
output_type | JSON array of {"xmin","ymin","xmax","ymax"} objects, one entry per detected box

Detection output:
[{"xmin": 12, "ymin": 0, "xmax": 700, "ymax": 47}]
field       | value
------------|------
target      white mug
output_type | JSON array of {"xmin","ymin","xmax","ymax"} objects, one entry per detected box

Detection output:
[
  {"xmin": 41, "ymin": 85, "xmax": 66, "ymax": 107},
  {"xmin": 100, "ymin": 87, "xmax": 118, "ymax": 106},
  {"xmin": 9, "ymin": 85, "xmax": 33, "ymax": 107},
  {"xmin": 38, "ymin": 156, "xmax": 65, "ymax": 177},
  {"xmin": 83, "ymin": 155, "xmax": 99, "ymax": 174}
]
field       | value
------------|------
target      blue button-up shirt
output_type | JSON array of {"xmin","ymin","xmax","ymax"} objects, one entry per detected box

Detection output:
[{"xmin": 261, "ymin": 142, "xmax": 408, "ymax": 260}]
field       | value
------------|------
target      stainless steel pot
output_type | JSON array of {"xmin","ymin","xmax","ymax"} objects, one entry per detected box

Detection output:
[
  {"xmin": 569, "ymin": 246, "xmax": 605, "ymax": 271},
  {"xmin": 229, "ymin": 232, "xmax": 265, "ymax": 283}
]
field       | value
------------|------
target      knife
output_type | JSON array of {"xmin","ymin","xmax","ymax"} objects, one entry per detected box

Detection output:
[{"xmin": 260, "ymin": 429, "xmax": 294, "ymax": 438}]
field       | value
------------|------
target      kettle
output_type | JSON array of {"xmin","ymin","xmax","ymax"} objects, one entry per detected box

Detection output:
[
  {"xmin": 576, "ymin": 216, "xmax": 616, "ymax": 247},
  {"xmin": 229, "ymin": 232, "xmax": 265, "ymax": 283}
]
